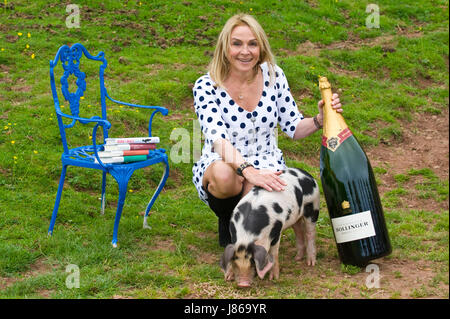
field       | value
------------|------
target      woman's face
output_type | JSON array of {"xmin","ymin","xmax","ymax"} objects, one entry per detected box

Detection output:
[{"xmin": 227, "ymin": 25, "xmax": 260, "ymax": 75}]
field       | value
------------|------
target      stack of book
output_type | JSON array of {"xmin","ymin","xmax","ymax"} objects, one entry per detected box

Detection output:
[{"xmin": 94, "ymin": 137, "xmax": 159, "ymax": 164}]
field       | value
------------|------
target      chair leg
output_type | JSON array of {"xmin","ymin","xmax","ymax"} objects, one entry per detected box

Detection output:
[
  {"xmin": 109, "ymin": 166, "xmax": 134, "ymax": 248},
  {"xmin": 100, "ymin": 171, "xmax": 107, "ymax": 215},
  {"xmin": 111, "ymin": 180, "xmax": 127, "ymax": 248},
  {"xmin": 143, "ymin": 160, "xmax": 169, "ymax": 230},
  {"xmin": 48, "ymin": 165, "xmax": 68, "ymax": 236}
]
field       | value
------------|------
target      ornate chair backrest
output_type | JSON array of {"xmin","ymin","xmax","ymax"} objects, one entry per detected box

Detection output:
[{"xmin": 49, "ymin": 43, "xmax": 108, "ymax": 153}]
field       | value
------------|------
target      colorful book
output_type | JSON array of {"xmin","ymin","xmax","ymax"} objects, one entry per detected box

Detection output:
[
  {"xmin": 103, "ymin": 143, "xmax": 156, "ymax": 152},
  {"xmin": 105, "ymin": 137, "xmax": 160, "ymax": 144},
  {"xmin": 95, "ymin": 155, "xmax": 148, "ymax": 164},
  {"xmin": 97, "ymin": 150, "xmax": 153, "ymax": 158}
]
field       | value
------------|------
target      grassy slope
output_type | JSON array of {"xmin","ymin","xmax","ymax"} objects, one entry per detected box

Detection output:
[{"xmin": 0, "ymin": 0, "xmax": 448, "ymax": 298}]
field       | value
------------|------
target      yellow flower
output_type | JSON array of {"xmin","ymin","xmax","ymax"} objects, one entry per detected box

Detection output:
[
  {"xmin": 31, "ymin": 53, "xmax": 35, "ymax": 59},
  {"xmin": 61, "ymin": 105, "xmax": 65, "ymax": 108},
  {"xmin": 27, "ymin": 32, "xmax": 31, "ymax": 38},
  {"xmin": 18, "ymin": 32, "xmax": 22, "ymax": 36},
  {"xmin": 33, "ymin": 150, "xmax": 38, "ymax": 154},
  {"xmin": 11, "ymin": 140, "xmax": 15, "ymax": 144},
  {"xmin": 80, "ymin": 96, "xmax": 85, "ymax": 100},
  {"xmin": 128, "ymin": 189, "xmax": 133, "ymax": 193},
  {"xmin": 4, "ymin": 126, "xmax": 8, "ymax": 129},
  {"xmin": 89, "ymin": 135, "xmax": 92, "ymax": 140},
  {"xmin": 26, "ymin": 44, "xmax": 30, "ymax": 49},
  {"xmin": 1, "ymin": 48, "xmax": 4, "ymax": 52},
  {"xmin": 13, "ymin": 156, "xmax": 17, "ymax": 160},
  {"xmin": 250, "ymin": 8, "xmax": 253, "ymax": 11}
]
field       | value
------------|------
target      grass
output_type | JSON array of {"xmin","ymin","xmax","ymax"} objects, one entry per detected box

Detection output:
[{"xmin": 0, "ymin": 0, "xmax": 448, "ymax": 299}]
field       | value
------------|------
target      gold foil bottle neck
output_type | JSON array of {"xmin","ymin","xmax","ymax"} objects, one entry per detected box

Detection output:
[
  {"xmin": 319, "ymin": 77, "xmax": 331, "ymax": 90},
  {"xmin": 319, "ymin": 76, "xmax": 350, "ymax": 151}
]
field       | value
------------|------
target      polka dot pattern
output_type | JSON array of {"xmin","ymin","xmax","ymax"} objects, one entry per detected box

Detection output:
[{"xmin": 192, "ymin": 63, "xmax": 304, "ymax": 205}]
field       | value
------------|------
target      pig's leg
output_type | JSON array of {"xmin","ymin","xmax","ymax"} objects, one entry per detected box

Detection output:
[
  {"xmin": 268, "ymin": 241, "xmax": 280, "ymax": 280},
  {"xmin": 303, "ymin": 217, "xmax": 317, "ymax": 266},
  {"xmin": 292, "ymin": 217, "xmax": 306, "ymax": 262}
]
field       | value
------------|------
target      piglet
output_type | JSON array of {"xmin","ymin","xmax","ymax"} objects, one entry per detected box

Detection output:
[{"xmin": 220, "ymin": 167, "xmax": 320, "ymax": 288}]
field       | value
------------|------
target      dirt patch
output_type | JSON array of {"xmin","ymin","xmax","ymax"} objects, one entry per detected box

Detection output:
[
  {"xmin": 188, "ymin": 236, "xmax": 448, "ymax": 299},
  {"xmin": 137, "ymin": 236, "xmax": 176, "ymax": 252},
  {"xmin": 0, "ymin": 258, "xmax": 56, "ymax": 297},
  {"xmin": 292, "ymin": 31, "xmax": 424, "ymax": 57},
  {"xmin": 367, "ymin": 109, "xmax": 449, "ymax": 211}
]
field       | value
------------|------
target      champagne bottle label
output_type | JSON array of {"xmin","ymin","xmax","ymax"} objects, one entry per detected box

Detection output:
[
  {"xmin": 322, "ymin": 127, "xmax": 353, "ymax": 151},
  {"xmin": 331, "ymin": 210, "xmax": 376, "ymax": 243}
]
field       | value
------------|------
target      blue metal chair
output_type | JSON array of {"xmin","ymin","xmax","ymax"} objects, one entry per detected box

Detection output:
[{"xmin": 48, "ymin": 43, "xmax": 169, "ymax": 247}]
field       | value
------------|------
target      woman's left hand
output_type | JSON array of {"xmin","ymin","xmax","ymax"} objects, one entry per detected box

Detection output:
[
  {"xmin": 316, "ymin": 93, "xmax": 343, "ymax": 127},
  {"xmin": 318, "ymin": 93, "xmax": 343, "ymax": 113}
]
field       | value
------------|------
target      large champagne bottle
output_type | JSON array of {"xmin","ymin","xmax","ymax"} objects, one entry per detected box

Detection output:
[{"xmin": 319, "ymin": 77, "xmax": 391, "ymax": 267}]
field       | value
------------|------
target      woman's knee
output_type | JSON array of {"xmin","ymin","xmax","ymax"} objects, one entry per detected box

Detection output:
[{"xmin": 205, "ymin": 161, "xmax": 243, "ymax": 198}]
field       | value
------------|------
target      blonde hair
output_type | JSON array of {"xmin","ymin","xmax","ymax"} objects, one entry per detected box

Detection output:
[{"xmin": 208, "ymin": 13, "xmax": 276, "ymax": 88}]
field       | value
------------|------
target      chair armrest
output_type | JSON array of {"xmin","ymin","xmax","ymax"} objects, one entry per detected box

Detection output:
[
  {"xmin": 105, "ymin": 90, "xmax": 169, "ymax": 136},
  {"xmin": 105, "ymin": 90, "xmax": 168, "ymax": 115},
  {"xmin": 56, "ymin": 108, "xmax": 111, "ymax": 129},
  {"xmin": 91, "ymin": 122, "xmax": 108, "ymax": 169}
]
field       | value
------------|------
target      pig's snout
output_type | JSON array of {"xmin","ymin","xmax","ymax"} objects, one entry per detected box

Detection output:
[{"xmin": 237, "ymin": 280, "xmax": 251, "ymax": 288}]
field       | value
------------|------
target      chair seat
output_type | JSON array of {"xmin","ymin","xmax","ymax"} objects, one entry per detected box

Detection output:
[{"xmin": 61, "ymin": 145, "xmax": 167, "ymax": 170}]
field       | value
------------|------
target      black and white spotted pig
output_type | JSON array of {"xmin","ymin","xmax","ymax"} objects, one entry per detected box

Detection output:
[{"xmin": 220, "ymin": 167, "xmax": 320, "ymax": 288}]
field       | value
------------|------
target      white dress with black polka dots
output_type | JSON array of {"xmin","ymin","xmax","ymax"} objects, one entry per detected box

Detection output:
[{"xmin": 192, "ymin": 62, "xmax": 304, "ymax": 205}]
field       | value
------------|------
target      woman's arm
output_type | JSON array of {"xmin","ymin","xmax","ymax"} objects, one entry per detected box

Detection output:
[{"xmin": 293, "ymin": 93, "xmax": 342, "ymax": 140}]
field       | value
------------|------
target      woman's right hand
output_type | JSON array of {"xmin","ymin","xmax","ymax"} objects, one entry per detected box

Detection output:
[{"xmin": 242, "ymin": 167, "xmax": 287, "ymax": 192}]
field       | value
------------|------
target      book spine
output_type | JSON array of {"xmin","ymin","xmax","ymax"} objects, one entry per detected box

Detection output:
[
  {"xmin": 129, "ymin": 143, "xmax": 156, "ymax": 150},
  {"xmin": 98, "ymin": 150, "xmax": 151, "ymax": 157},
  {"xmin": 95, "ymin": 155, "xmax": 148, "ymax": 164},
  {"xmin": 103, "ymin": 143, "xmax": 156, "ymax": 151},
  {"xmin": 103, "ymin": 144, "xmax": 129, "ymax": 151},
  {"xmin": 98, "ymin": 151, "xmax": 123, "ymax": 158},
  {"xmin": 122, "ymin": 150, "xmax": 150, "ymax": 156},
  {"xmin": 105, "ymin": 137, "xmax": 160, "ymax": 144}
]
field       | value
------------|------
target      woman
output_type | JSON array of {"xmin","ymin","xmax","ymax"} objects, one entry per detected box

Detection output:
[{"xmin": 192, "ymin": 14, "xmax": 343, "ymax": 247}]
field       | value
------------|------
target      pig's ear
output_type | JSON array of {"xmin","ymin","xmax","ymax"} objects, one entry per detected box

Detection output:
[
  {"xmin": 220, "ymin": 244, "xmax": 235, "ymax": 272},
  {"xmin": 253, "ymin": 245, "xmax": 274, "ymax": 279}
]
